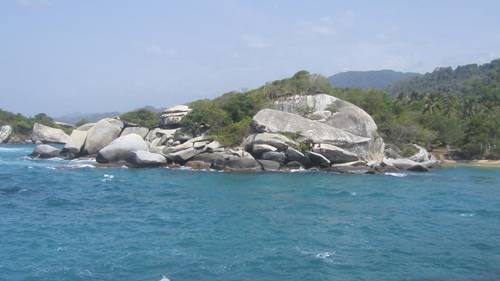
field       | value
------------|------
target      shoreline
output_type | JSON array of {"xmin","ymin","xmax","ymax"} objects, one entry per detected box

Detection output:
[{"xmin": 440, "ymin": 159, "xmax": 500, "ymax": 168}]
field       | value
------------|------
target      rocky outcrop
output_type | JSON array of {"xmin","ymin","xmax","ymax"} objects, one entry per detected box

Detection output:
[
  {"xmin": 30, "ymin": 144, "xmax": 60, "ymax": 158},
  {"xmin": 261, "ymin": 151, "xmax": 286, "ymax": 164},
  {"xmin": 82, "ymin": 119, "xmax": 123, "ymax": 155},
  {"xmin": 126, "ymin": 151, "xmax": 167, "ymax": 167},
  {"xmin": 61, "ymin": 130, "xmax": 87, "ymax": 159},
  {"xmin": 168, "ymin": 147, "xmax": 207, "ymax": 164},
  {"xmin": 285, "ymin": 147, "xmax": 311, "ymax": 167},
  {"xmin": 223, "ymin": 158, "xmax": 262, "ymax": 172},
  {"xmin": 160, "ymin": 105, "xmax": 191, "ymax": 128},
  {"xmin": 273, "ymin": 94, "xmax": 385, "ymax": 162},
  {"xmin": 312, "ymin": 143, "xmax": 358, "ymax": 164},
  {"xmin": 120, "ymin": 127, "xmax": 149, "ymax": 139},
  {"xmin": 31, "ymin": 123, "xmax": 70, "ymax": 144},
  {"xmin": 258, "ymin": 160, "xmax": 281, "ymax": 171},
  {"xmin": 243, "ymin": 133, "xmax": 298, "ymax": 152},
  {"xmin": 306, "ymin": 151, "xmax": 331, "ymax": 167},
  {"xmin": 409, "ymin": 144, "xmax": 432, "ymax": 162},
  {"xmin": 146, "ymin": 128, "xmax": 179, "ymax": 146},
  {"xmin": 76, "ymin": 123, "xmax": 95, "ymax": 131},
  {"xmin": 96, "ymin": 134, "xmax": 148, "ymax": 163},
  {"xmin": 252, "ymin": 109, "xmax": 369, "ymax": 146},
  {"xmin": 0, "ymin": 125, "xmax": 12, "ymax": 143}
]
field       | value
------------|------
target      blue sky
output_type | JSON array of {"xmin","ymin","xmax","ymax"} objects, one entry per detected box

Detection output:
[{"xmin": 1, "ymin": 0, "xmax": 499, "ymax": 116}]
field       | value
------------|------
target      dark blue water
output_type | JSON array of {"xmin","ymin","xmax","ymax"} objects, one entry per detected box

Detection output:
[{"xmin": 1, "ymin": 144, "xmax": 500, "ymax": 281}]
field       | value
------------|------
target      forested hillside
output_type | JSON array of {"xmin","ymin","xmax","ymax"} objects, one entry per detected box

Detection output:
[{"xmin": 329, "ymin": 70, "xmax": 420, "ymax": 89}]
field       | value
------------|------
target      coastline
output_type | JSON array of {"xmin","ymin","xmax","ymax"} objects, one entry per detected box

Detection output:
[{"xmin": 440, "ymin": 159, "xmax": 500, "ymax": 168}]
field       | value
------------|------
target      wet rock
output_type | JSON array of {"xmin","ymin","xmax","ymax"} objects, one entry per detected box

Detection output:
[
  {"xmin": 258, "ymin": 160, "xmax": 281, "ymax": 171},
  {"xmin": 30, "ymin": 144, "xmax": 60, "ymax": 158},
  {"xmin": 61, "ymin": 130, "xmax": 87, "ymax": 159},
  {"xmin": 96, "ymin": 134, "xmax": 148, "ymax": 163},
  {"xmin": 126, "ymin": 150, "xmax": 167, "ymax": 167}
]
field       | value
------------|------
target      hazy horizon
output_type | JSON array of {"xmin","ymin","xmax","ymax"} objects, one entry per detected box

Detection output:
[{"xmin": 1, "ymin": 0, "xmax": 500, "ymax": 116}]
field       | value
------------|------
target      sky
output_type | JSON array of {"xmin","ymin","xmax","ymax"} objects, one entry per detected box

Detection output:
[{"xmin": 1, "ymin": 0, "xmax": 499, "ymax": 116}]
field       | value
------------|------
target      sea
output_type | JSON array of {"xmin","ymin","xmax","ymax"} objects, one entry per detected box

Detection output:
[{"xmin": 1, "ymin": 144, "xmax": 500, "ymax": 281}]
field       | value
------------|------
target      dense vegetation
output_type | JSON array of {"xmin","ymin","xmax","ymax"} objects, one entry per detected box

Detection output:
[
  {"xmin": 182, "ymin": 61, "xmax": 500, "ymax": 159},
  {"xmin": 2, "ymin": 59, "xmax": 498, "ymax": 159},
  {"xmin": 0, "ymin": 110, "xmax": 70, "ymax": 137},
  {"xmin": 120, "ymin": 108, "xmax": 161, "ymax": 128},
  {"xmin": 329, "ymin": 70, "xmax": 420, "ymax": 89}
]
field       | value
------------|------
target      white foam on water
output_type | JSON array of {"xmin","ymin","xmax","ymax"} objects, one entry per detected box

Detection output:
[
  {"xmin": 46, "ymin": 166, "xmax": 56, "ymax": 170},
  {"xmin": 159, "ymin": 275, "xmax": 171, "ymax": 281},
  {"xmin": 385, "ymin": 172, "xmax": 407, "ymax": 177},
  {"xmin": 351, "ymin": 192, "xmax": 357, "ymax": 196},
  {"xmin": 0, "ymin": 147, "xmax": 25, "ymax": 152},
  {"xmin": 67, "ymin": 164, "xmax": 95, "ymax": 169},
  {"xmin": 316, "ymin": 251, "xmax": 334, "ymax": 259},
  {"xmin": 459, "ymin": 213, "xmax": 475, "ymax": 217},
  {"xmin": 102, "ymin": 174, "xmax": 114, "ymax": 182}
]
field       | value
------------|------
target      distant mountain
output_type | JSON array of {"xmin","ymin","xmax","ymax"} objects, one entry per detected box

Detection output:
[
  {"xmin": 54, "ymin": 112, "xmax": 120, "ymax": 125},
  {"xmin": 54, "ymin": 106, "xmax": 164, "ymax": 125},
  {"xmin": 329, "ymin": 70, "xmax": 421, "ymax": 89},
  {"xmin": 388, "ymin": 59, "xmax": 500, "ymax": 96}
]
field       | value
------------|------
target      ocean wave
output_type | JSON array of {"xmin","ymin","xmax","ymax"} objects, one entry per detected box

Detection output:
[
  {"xmin": 159, "ymin": 275, "xmax": 171, "ymax": 281},
  {"xmin": 66, "ymin": 164, "xmax": 95, "ymax": 169},
  {"xmin": 0, "ymin": 147, "xmax": 26, "ymax": 152},
  {"xmin": 102, "ymin": 174, "xmax": 114, "ymax": 182},
  {"xmin": 385, "ymin": 172, "xmax": 407, "ymax": 177},
  {"xmin": 459, "ymin": 213, "xmax": 475, "ymax": 217}
]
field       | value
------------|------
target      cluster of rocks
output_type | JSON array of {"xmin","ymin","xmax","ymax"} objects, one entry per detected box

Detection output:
[{"xmin": 26, "ymin": 94, "xmax": 440, "ymax": 173}]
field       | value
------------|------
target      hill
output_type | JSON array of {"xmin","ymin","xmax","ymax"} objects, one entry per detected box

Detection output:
[
  {"xmin": 389, "ymin": 59, "xmax": 500, "ymax": 96},
  {"xmin": 329, "ymin": 70, "xmax": 420, "ymax": 89}
]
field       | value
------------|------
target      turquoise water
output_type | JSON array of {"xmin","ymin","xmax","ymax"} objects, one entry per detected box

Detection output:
[{"xmin": 1, "ymin": 144, "xmax": 500, "ymax": 281}]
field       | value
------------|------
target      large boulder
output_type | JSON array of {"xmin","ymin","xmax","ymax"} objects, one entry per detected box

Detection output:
[
  {"xmin": 251, "ymin": 144, "xmax": 277, "ymax": 157},
  {"xmin": 242, "ymin": 133, "xmax": 298, "ymax": 152},
  {"xmin": 145, "ymin": 128, "xmax": 178, "ymax": 145},
  {"xmin": 96, "ymin": 134, "xmax": 148, "ymax": 163},
  {"xmin": 261, "ymin": 151, "xmax": 286, "ymax": 164},
  {"xmin": 224, "ymin": 158, "xmax": 262, "ymax": 172},
  {"xmin": 409, "ymin": 144, "xmax": 432, "ymax": 162},
  {"xmin": 0, "ymin": 125, "xmax": 12, "ymax": 143},
  {"xmin": 126, "ymin": 151, "xmax": 167, "ymax": 167},
  {"xmin": 272, "ymin": 94, "xmax": 385, "ymax": 162},
  {"xmin": 306, "ymin": 151, "xmax": 331, "ymax": 167},
  {"xmin": 168, "ymin": 147, "xmax": 207, "ymax": 164},
  {"xmin": 76, "ymin": 123, "xmax": 95, "ymax": 131},
  {"xmin": 285, "ymin": 147, "xmax": 311, "ymax": 167},
  {"xmin": 163, "ymin": 136, "xmax": 213, "ymax": 154},
  {"xmin": 30, "ymin": 144, "xmax": 60, "ymax": 158},
  {"xmin": 82, "ymin": 119, "xmax": 123, "ymax": 155},
  {"xmin": 252, "ymin": 109, "xmax": 369, "ymax": 147},
  {"xmin": 120, "ymin": 127, "xmax": 149, "ymax": 139},
  {"xmin": 31, "ymin": 123, "xmax": 70, "ymax": 144},
  {"xmin": 160, "ymin": 105, "xmax": 191, "ymax": 128},
  {"xmin": 312, "ymin": 143, "xmax": 358, "ymax": 164},
  {"xmin": 60, "ymin": 130, "xmax": 88, "ymax": 159},
  {"xmin": 258, "ymin": 160, "xmax": 281, "ymax": 171}
]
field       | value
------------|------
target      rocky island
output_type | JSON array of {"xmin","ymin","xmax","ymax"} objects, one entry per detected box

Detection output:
[{"xmin": 16, "ymin": 89, "xmax": 437, "ymax": 174}]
